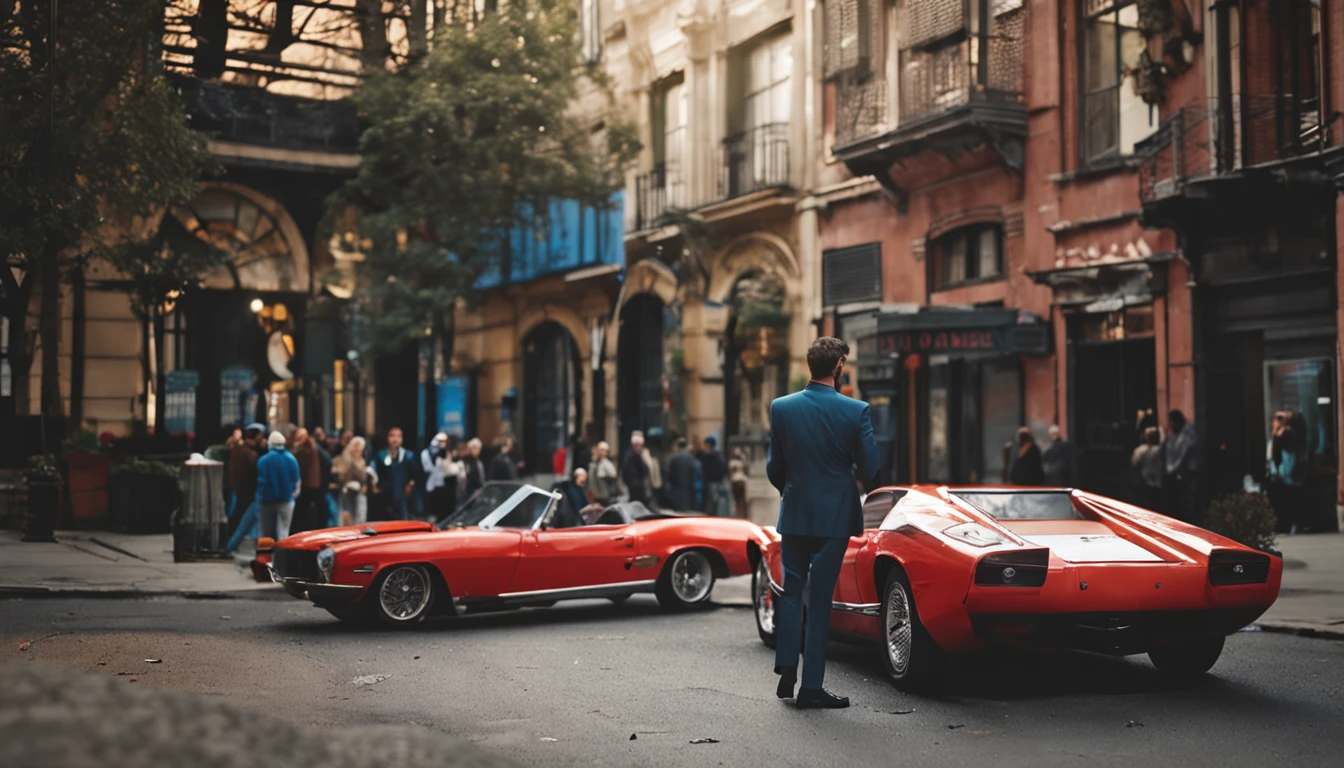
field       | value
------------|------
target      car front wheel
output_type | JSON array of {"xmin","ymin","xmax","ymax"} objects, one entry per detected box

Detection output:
[
  {"xmin": 1148, "ymin": 635, "xmax": 1225, "ymax": 678},
  {"xmin": 655, "ymin": 549, "xmax": 716, "ymax": 610},
  {"xmin": 752, "ymin": 557, "xmax": 778, "ymax": 648},
  {"xmin": 373, "ymin": 564, "xmax": 436, "ymax": 626},
  {"xmin": 880, "ymin": 567, "xmax": 946, "ymax": 692}
]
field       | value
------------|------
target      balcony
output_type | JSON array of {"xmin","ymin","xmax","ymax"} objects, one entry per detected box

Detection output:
[
  {"xmin": 1139, "ymin": 95, "xmax": 1327, "ymax": 204},
  {"xmin": 833, "ymin": 0, "xmax": 1025, "ymax": 195},
  {"xmin": 716, "ymin": 123, "xmax": 791, "ymax": 201},
  {"xmin": 172, "ymin": 75, "xmax": 362, "ymax": 156},
  {"xmin": 633, "ymin": 163, "xmax": 689, "ymax": 231}
]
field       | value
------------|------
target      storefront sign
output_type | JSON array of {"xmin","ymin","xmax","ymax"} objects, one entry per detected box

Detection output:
[
  {"xmin": 437, "ymin": 376, "xmax": 471, "ymax": 439},
  {"xmin": 879, "ymin": 328, "xmax": 1007, "ymax": 355}
]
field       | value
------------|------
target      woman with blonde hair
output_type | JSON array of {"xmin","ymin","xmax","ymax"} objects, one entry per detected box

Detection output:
[
  {"xmin": 588, "ymin": 441, "xmax": 620, "ymax": 505},
  {"xmin": 333, "ymin": 436, "xmax": 370, "ymax": 525}
]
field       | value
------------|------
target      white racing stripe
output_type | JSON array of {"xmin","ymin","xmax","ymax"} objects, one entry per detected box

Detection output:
[{"xmin": 1021, "ymin": 534, "xmax": 1166, "ymax": 563}]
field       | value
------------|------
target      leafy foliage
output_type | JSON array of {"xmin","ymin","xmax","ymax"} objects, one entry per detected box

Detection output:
[
  {"xmin": 1205, "ymin": 492, "xmax": 1278, "ymax": 553},
  {"xmin": 24, "ymin": 454, "xmax": 60, "ymax": 484},
  {"xmin": 1, "ymin": 0, "xmax": 215, "ymax": 413},
  {"xmin": 332, "ymin": 1, "xmax": 639, "ymax": 346},
  {"xmin": 111, "ymin": 458, "xmax": 181, "ymax": 480}
]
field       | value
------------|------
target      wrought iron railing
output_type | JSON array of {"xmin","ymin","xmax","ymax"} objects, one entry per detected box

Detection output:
[
  {"xmin": 1138, "ymin": 94, "xmax": 1326, "ymax": 204},
  {"xmin": 716, "ymin": 123, "xmax": 790, "ymax": 200},
  {"xmin": 632, "ymin": 163, "xmax": 688, "ymax": 231},
  {"xmin": 896, "ymin": 2, "xmax": 1024, "ymax": 124},
  {"xmin": 172, "ymin": 75, "xmax": 362, "ymax": 154}
]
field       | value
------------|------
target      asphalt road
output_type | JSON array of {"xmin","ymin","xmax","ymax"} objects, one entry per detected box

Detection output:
[{"xmin": 3, "ymin": 593, "xmax": 1342, "ymax": 767}]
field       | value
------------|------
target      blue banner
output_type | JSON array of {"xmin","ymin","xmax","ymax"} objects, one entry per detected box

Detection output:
[{"xmin": 437, "ymin": 376, "xmax": 471, "ymax": 438}]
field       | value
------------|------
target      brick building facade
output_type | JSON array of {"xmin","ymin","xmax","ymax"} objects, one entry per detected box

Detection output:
[{"xmin": 815, "ymin": 0, "xmax": 1344, "ymax": 531}]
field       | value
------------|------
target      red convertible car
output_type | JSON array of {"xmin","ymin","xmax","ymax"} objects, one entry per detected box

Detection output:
[
  {"xmin": 750, "ymin": 486, "xmax": 1282, "ymax": 691},
  {"xmin": 267, "ymin": 482, "xmax": 767, "ymax": 626}
]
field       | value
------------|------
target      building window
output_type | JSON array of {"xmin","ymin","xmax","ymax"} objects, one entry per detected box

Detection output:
[
  {"xmin": 580, "ymin": 0, "xmax": 601, "ymax": 64},
  {"xmin": 651, "ymin": 76, "xmax": 687, "ymax": 208},
  {"xmin": 931, "ymin": 224, "xmax": 1003, "ymax": 289},
  {"xmin": 823, "ymin": 243, "xmax": 883, "ymax": 307},
  {"xmin": 1078, "ymin": 305, "xmax": 1155, "ymax": 343},
  {"xmin": 1080, "ymin": 0, "xmax": 1154, "ymax": 163},
  {"xmin": 745, "ymin": 31, "xmax": 793, "ymax": 132},
  {"xmin": 723, "ymin": 28, "xmax": 792, "ymax": 197}
]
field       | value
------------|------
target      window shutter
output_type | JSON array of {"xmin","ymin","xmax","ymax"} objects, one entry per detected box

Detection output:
[{"xmin": 823, "ymin": 243, "xmax": 883, "ymax": 307}]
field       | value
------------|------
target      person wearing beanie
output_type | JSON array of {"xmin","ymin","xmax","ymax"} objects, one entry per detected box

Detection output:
[{"xmin": 256, "ymin": 430, "xmax": 301, "ymax": 540}]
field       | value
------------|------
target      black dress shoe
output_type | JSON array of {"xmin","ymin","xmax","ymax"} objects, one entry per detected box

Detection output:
[
  {"xmin": 776, "ymin": 667, "xmax": 797, "ymax": 699},
  {"xmin": 796, "ymin": 688, "xmax": 850, "ymax": 709}
]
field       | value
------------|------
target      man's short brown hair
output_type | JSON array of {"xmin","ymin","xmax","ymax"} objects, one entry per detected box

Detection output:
[{"xmin": 807, "ymin": 337, "xmax": 850, "ymax": 379}]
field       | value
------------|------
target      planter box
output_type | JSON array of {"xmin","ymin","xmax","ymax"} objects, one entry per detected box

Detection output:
[
  {"xmin": 109, "ymin": 472, "xmax": 180, "ymax": 535},
  {"xmin": 66, "ymin": 452, "xmax": 114, "ymax": 527}
]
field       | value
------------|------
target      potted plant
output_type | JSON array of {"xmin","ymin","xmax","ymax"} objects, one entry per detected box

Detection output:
[
  {"xmin": 22, "ymin": 454, "xmax": 61, "ymax": 542},
  {"xmin": 63, "ymin": 427, "xmax": 115, "ymax": 527},
  {"xmin": 109, "ymin": 458, "xmax": 181, "ymax": 535}
]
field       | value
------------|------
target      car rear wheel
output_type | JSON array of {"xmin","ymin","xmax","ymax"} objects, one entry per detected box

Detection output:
[
  {"xmin": 752, "ymin": 557, "xmax": 778, "ymax": 648},
  {"xmin": 880, "ymin": 567, "xmax": 946, "ymax": 692},
  {"xmin": 373, "ymin": 564, "xmax": 435, "ymax": 626},
  {"xmin": 655, "ymin": 549, "xmax": 716, "ymax": 610},
  {"xmin": 1148, "ymin": 635, "xmax": 1225, "ymax": 678}
]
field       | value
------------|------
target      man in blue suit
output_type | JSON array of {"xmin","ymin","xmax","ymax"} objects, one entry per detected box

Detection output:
[{"xmin": 767, "ymin": 337, "xmax": 878, "ymax": 709}]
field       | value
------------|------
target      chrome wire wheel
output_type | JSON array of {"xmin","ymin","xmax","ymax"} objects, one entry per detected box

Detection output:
[
  {"xmin": 671, "ymin": 550, "xmax": 714, "ymax": 603},
  {"xmin": 754, "ymin": 559, "xmax": 775, "ymax": 635},
  {"xmin": 885, "ymin": 579, "xmax": 913, "ymax": 676},
  {"xmin": 377, "ymin": 565, "xmax": 433, "ymax": 623}
]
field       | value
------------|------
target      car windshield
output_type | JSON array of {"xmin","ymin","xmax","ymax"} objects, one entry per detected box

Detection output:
[
  {"xmin": 953, "ymin": 491, "xmax": 1083, "ymax": 521},
  {"xmin": 438, "ymin": 483, "xmax": 523, "ymax": 528}
]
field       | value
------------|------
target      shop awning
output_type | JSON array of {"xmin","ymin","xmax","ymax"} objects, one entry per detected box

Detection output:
[
  {"xmin": 1026, "ymin": 254, "xmax": 1174, "ymax": 309},
  {"xmin": 875, "ymin": 307, "xmax": 1051, "ymax": 358}
]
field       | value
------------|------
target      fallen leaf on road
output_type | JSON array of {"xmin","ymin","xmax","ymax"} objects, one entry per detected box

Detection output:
[
  {"xmin": 18, "ymin": 642, "xmax": 30, "ymax": 651},
  {"xmin": 689, "ymin": 738, "xmax": 720, "ymax": 744},
  {"xmin": 96, "ymin": 662, "xmax": 106, "ymax": 666},
  {"xmin": 220, "ymin": 616, "xmax": 231, "ymax": 620},
  {"xmin": 414, "ymin": 656, "xmax": 421, "ymax": 660},
  {"xmin": 540, "ymin": 737, "xmax": 558, "ymax": 742},
  {"xmin": 947, "ymin": 724, "xmax": 965, "ymax": 730},
  {"xmin": 629, "ymin": 734, "xmax": 637, "ymax": 741},
  {"xmin": 351, "ymin": 674, "xmax": 390, "ymax": 686},
  {"xmin": 890, "ymin": 709, "xmax": 916, "ymax": 715},
  {"xmin": 128, "ymin": 679, "xmax": 137, "ymax": 683},
  {"xmin": 1127, "ymin": 721, "xmax": 1144, "ymax": 728},
  {"xmin": 968, "ymin": 730, "xmax": 992, "ymax": 735},
  {"xmin": 144, "ymin": 659, "xmax": 161, "ymax": 664}
]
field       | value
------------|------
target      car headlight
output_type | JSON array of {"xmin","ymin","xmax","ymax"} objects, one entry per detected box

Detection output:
[
  {"xmin": 316, "ymin": 547, "xmax": 336, "ymax": 583},
  {"xmin": 942, "ymin": 522, "xmax": 1009, "ymax": 548}
]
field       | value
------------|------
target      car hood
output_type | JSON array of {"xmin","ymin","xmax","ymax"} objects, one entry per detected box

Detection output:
[{"xmin": 278, "ymin": 520, "xmax": 437, "ymax": 550}]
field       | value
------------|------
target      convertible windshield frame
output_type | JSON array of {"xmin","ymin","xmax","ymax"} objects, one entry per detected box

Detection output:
[
  {"xmin": 950, "ymin": 488, "xmax": 1084, "ymax": 521},
  {"xmin": 437, "ymin": 483, "xmax": 530, "ymax": 529}
]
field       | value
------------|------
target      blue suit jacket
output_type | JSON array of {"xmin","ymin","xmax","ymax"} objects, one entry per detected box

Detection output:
[{"xmin": 767, "ymin": 382, "xmax": 879, "ymax": 538}]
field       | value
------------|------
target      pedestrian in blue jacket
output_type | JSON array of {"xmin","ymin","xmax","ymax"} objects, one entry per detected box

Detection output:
[{"xmin": 256, "ymin": 431, "xmax": 301, "ymax": 540}]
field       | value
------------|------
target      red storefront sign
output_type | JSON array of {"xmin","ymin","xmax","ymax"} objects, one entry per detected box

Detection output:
[{"xmin": 878, "ymin": 329, "xmax": 1006, "ymax": 356}]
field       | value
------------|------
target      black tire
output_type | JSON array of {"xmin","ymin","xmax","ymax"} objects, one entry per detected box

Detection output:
[
  {"xmin": 879, "ymin": 567, "xmax": 946, "ymax": 692},
  {"xmin": 608, "ymin": 594, "xmax": 633, "ymax": 605},
  {"xmin": 371, "ymin": 564, "xmax": 436, "ymax": 627},
  {"xmin": 1148, "ymin": 635, "xmax": 1225, "ymax": 678},
  {"xmin": 752, "ymin": 557, "xmax": 778, "ymax": 648},
  {"xmin": 655, "ymin": 549, "xmax": 716, "ymax": 610}
]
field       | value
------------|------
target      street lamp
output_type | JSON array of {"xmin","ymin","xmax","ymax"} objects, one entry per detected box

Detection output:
[{"xmin": 250, "ymin": 298, "xmax": 264, "ymax": 313}]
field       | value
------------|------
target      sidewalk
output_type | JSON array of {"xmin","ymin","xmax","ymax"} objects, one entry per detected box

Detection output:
[
  {"xmin": 1258, "ymin": 533, "xmax": 1344, "ymax": 639},
  {"xmin": 0, "ymin": 528, "xmax": 280, "ymax": 599}
]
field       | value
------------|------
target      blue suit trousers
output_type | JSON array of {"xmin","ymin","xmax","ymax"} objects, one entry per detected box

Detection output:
[{"xmin": 773, "ymin": 534, "xmax": 849, "ymax": 690}]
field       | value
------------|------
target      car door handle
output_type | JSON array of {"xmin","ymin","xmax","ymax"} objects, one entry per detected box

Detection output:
[{"xmin": 610, "ymin": 535, "xmax": 627, "ymax": 541}]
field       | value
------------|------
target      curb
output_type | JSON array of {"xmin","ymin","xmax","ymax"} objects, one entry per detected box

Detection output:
[
  {"xmin": 0, "ymin": 585, "xmax": 289, "ymax": 601},
  {"xmin": 1251, "ymin": 622, "xmax": 1344, "ymax": 642}
]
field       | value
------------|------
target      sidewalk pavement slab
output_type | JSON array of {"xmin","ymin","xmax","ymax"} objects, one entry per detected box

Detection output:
[
  {"xmin": 0, "ymin": 529, "xmax": 281, "ymax": 600},
  {"xmin": 1256, "ymin": 532, "xmax": 1344, "ymax": 640}
]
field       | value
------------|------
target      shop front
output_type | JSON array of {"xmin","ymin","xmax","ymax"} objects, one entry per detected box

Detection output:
[{"xmin": 857, "ymin": 308, "xmax": 1050, "ymax": 486}]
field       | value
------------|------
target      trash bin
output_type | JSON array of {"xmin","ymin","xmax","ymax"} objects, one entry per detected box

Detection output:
[{"xmin": 174, "ymin": 455, "xmax": 226, "ymax": 560}]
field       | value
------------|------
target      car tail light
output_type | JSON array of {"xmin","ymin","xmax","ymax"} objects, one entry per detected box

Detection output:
[
  {"xmin": 1209, "ymin": 550, "xmax": 1271, "ymax": 586},
  {"xmin": 974, "ymin": 548, "xmax": 1049, "ymax": 587}
]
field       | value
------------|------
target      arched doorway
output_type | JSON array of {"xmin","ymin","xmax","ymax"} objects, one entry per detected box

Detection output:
[
  {"xmin": 723, "ymin": 272, "xmax": 789, "ymax": 442},
  {"xmin": 617, "ymin": 293, "xmax": 665, "ymax": 449},
  {"xmin": 523, "ymin": 322, "xmax": 583, "ymax": 474}
]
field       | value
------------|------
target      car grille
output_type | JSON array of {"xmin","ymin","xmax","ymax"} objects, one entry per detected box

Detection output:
[{"xmin": 272, "ymin": 548, "xmax": 320, "ymax": 582}]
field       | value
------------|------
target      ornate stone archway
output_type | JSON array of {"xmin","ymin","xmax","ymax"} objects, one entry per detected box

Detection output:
[{"xmin": 170, "ymin": 182, "xmax": 311, "ymax": 294}]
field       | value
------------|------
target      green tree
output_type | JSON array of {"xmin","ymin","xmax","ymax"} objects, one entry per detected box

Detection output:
[
  {"xmin": 332, "ymin": 0, "xmax": 638, "ymax": 359},
  {"xmin": 1, "ymin": 0, "xmax": 214, "ymax": 420}
]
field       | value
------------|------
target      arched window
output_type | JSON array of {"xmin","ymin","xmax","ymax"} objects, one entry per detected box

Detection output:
[{"xmin": 931, "ymin": 224, "xmax": 1003, "ymax": 289}]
